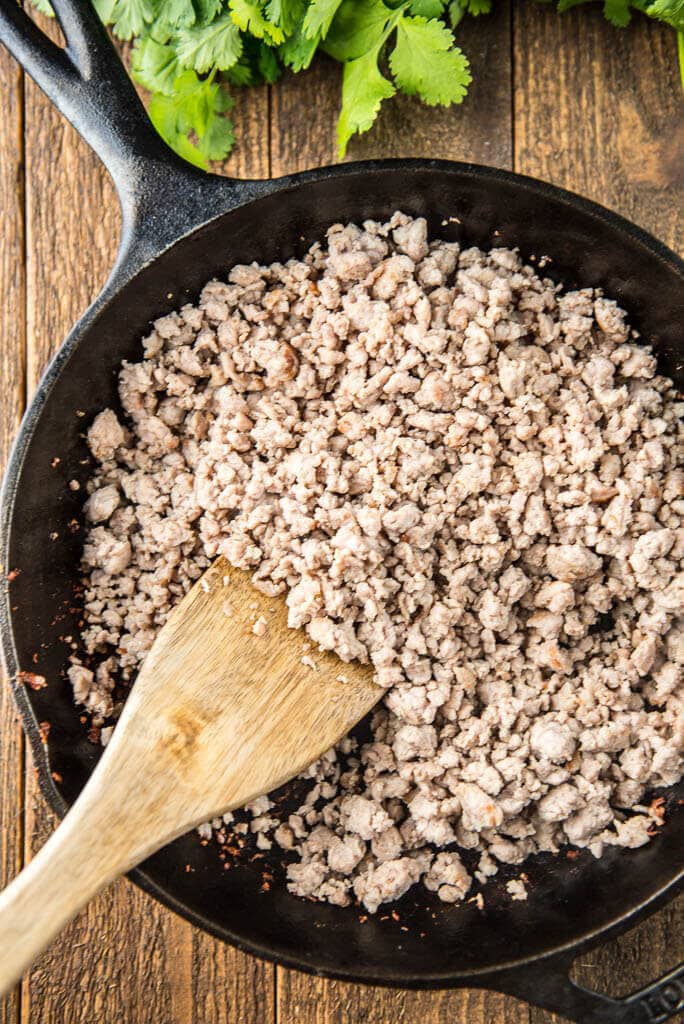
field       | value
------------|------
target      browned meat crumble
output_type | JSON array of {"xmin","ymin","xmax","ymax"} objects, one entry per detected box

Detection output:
[{"xmin": 69, "ymin": 213, "xmax": 683, "ymax": 912}]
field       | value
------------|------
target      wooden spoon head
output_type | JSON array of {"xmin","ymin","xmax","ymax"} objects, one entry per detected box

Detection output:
[{"xmin": 103, "ymin": 556, "xmax": 382, "ymax": 846}]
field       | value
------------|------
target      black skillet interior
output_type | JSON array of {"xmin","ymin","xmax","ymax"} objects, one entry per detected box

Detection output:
[{"xmin": 3, "ymin": 164, "xmax": 683, "ymax": 995}]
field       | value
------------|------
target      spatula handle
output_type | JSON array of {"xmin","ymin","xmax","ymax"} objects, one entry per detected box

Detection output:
[
  {"xmin": 0, "ymin": 784, "xmax": 133, "ymax": 996},
  {"xmin": 0, "ymin": 708, "xmax": 188, "ymax": 996}
]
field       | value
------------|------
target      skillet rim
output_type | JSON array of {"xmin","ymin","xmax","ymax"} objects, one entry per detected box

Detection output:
[{"xmin": 1, "ymin": 156, "xmax": 683, "ymax": 988}]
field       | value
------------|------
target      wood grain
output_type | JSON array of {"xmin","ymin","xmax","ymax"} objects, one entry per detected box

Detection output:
[
  {"xmin": 513, "ymin": 2, "xmax": 683, "ymax": 250},
  {"xmin": 276, "ymin": 976, "xmax": 532, "ymax": 1024},
  {"xmin": 0, "ymin": 39, "xmax": 26, "ymax": 1024},
  {"xmin": 222, "ymin": 85, "xmax": 270, "ymax": 181}
]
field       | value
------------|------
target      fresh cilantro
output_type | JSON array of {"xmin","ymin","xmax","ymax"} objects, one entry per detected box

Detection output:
[
  {"xmin": 337, "ymin": 49, "xmax": 396, "ymax": 156},
  {"xmin": 176, "ymin": 13, "xmax": 243, "ymax": 72},
  {"xmin": 196, "ymin": 89, "xmax": 237, "ymax": 158},
  {"xmin": 324, "ymin": 0, "xmax": 397, "ymax": 61},
  {"xmin": 229, "ymin": 0, "xmax": 285, "ymax": 43},
  {"xmin": 447, "ymin": 0, "xmax": 491, "ymax": 23},
  {"xmin": 603, "ymin": 0, "xmax": 635, "ymax": 24},
  {"xmin": 647, "ymin": 0, "xmax": 684, "ymax": 28},
  {"xmin": 131, "ymin": 37, "xmax": 180, "ymax": 94},
  {"xmin": 92, "ymin": 0, "xmax": 118, "ymax": 23},
  {"xmin": 280, "ymin": 25, "xmax": 319, "ymax": 68},
  {"xmin": 265, "ymin": 0, "xmax": 305, "ymax": 33},
  {"xmin": 302, "ymin": 0, "xmax": 345, "ymax": 39},
  {"xmin": 195, "ymin": 0, "xmax": 225, "ymax": 20},
  {"xmin": 328, "ymin": 0, "xmax": 405, "ymax": 155},
  {"xmin": 257, "ymin": 40, "xmax": 283, "ymax": 79},
  {"xmin": 390, "ymin": 14, "xmax": 471, "ymax": 104},
  {"xmin": 554, "ymin": 0, "xmax": 635, "ymax": 24},
  {"xmin": 30, "ymin": 0, "xmax": 683, "ymax": 166},
  {"xmin": 223, "ymin": 54, "xmax": 257, "ymax": 83},
  {"xmin": 105, "ymin": 0, "xmax": 156, "ymax": 40},
  {"xmin": 149, "ymin": 69, "xmax": 235, "ymax": 168},
  {"xmin": 155, "ymin": 0, "xmax": 197, "ymax": 30},
  {"xmin": 408, "ymin": 0, "xmax": 447, "ymax": 18}
]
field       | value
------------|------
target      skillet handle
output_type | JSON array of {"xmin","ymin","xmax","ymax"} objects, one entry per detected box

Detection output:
[
  {"xmin": 496, "ymin": 955, "xmax": 684, "ymax": 1023},
  {"xmin": 0, "ymin": 0, "xmax": 252, "ymax": 276}
]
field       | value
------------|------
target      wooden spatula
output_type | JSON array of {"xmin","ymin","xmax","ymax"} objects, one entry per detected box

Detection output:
[{"xmin": 0, "ymin": 555, "xmax": 381, "ymax": 995}]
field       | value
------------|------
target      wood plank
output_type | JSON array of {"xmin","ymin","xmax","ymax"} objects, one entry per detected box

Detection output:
[
  {"xmin": 20, "ymin": 14, "xmax": 273, "ymax": 1024},
  {"xmin": 0, "ymin": 39, "xmax": 26, "ymax": 1024},
  {"xmin": 190, "ymin": 933, "xmax": 276, "ymax": 1024},
  {"xmin": 514, "ymin": 6, "xmax": 683, "ymax": 1022},
  {"xmin": 513, "ymin": 3, "xmax": 682, "ymax": 249},
  {"xmin": 276, "ymin": 976, "xmax": 532, "ymax": 1024},
  {"xmin": 223, "ymin": 85, "xmax": 271, "ymax": 180},
  {"xmin": 271, "ymin": 7, "xmax": 520, "ymax": 1024},
  {"xmin": 271, "ymin": 2, "xmax": 512, "ymax": 175}
]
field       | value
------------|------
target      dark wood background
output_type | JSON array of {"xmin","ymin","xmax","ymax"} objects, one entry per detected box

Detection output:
[{"xmin": 0, "ymin": 3, "xmax": 682, "ymax": 1022}]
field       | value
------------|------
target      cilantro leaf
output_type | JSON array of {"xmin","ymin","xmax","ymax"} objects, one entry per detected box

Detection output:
[
  {"xmin": 195, "ymin": 0, "xmax": 225, "ymax": 20},
  {"xmin": 448, "ymin": 0, "xmax": 467, "ymax": 25},
  {"xmin": 229, "ymin": 0, "xmax": 286, "ymax": 43},
  {"xmin": 408, "ymin": 0, "xmax": 447, "ymax": 16},
  {"xmin": 602, "ymin": 0, "xmax": 634, "ymax": 25},
  {"xmin": 92, "ymin": 0, "xmax": 117, "ymax": 24},
  {"xmin": 196, "ymin": 105, "xmax": 236, "ymax": 159},
  {"xmin": 324, "ymin": 0, "xmax": 396, "ymax": 61},
  {"xmin": 148, "ymin": 69, "xmax": 235, "ymax": 168},
  {"xmin": 154, "ymin": 0, "xmax": 197, "ymax": 30},
  {"xmin": 265, "ymin": 0, "xmax": 304, "ymax": 33},
  {"xmin": 280, "ymin": 25, "xmax": 320, "ymax": 68},
  {"xmin": 278, "ymin": 0, "xmax": 332, "ymax": 68},
  {"xmin": 447, "ymin": 0, "xmax": 492, "ymax": 22},
  {"xmin": 104, "ymin": 0, "xmax": 156, "ymax": 40},
  {"xmin": 221, "ymin": 34, "xmax": 282, "ymax": 81},
  {"xmin": 555, "ymin": 0, "xmax": 636, "ymax": 23},
  {"xmin": 131, "ymin": 37, "xmax": 180, "ymax": 94},
  {"xmin": 337, "ymin": 49, "xmax": 395, "ymax": 157},
  {"xmin": 257, "ymin": 40, "xmax": 283, "ymax": 80},
  {"xmin": 389, "ymin": 14, "xmax": 471, "ymax": 104},
  {"xmin": 647, "ymin": 0, "xmax": 684, "ymax": 29},
  {"xmin": 223, "ymin": 55, "xmax": 257, "ymax": 83},
  {"xmin": 303, "ymin": 0, "xmax": 346, "ymax": 39},
  {"xmin": 176, "ymin": 13, "xmax": 243, "ymax": 72}
]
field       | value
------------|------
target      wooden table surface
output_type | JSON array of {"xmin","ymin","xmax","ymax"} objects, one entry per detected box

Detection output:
[{"xmin": 0, "ymin": 4, "xmax": 682, "ymax": 1023}]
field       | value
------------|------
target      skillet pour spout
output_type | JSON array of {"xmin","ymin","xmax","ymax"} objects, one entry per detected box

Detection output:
[{"xmin": 0, "ymin": 1, "xmax": 682, "ymax": 1020}]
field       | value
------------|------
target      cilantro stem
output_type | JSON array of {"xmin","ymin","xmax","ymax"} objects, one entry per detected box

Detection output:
[{"xmin": 381, "ymin": 4, "xmax": 409, "ymax": 49}]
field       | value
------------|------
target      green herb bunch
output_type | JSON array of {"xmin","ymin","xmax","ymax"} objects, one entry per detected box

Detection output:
[{"xmin": 32, "ymin": 0, "xmax": 684, "ymax": 168}]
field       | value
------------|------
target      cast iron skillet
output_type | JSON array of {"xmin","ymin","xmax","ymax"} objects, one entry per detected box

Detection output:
[{"xmin": 0, "ymin": 2, "xmax": 682, "ymax": 1021}]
